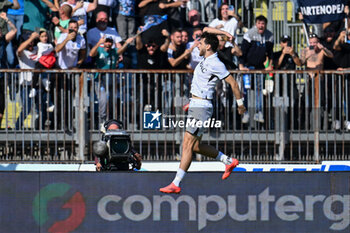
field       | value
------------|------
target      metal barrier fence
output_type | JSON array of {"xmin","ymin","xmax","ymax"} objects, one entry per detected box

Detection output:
[{"xmin": 1, "ymin": 69, "xmax": 350, "ymax": 162}]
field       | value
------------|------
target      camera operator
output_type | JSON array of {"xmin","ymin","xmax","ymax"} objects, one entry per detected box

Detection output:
[{"xmin": 94, "ymin": 119, "xmax": 142, "ymax": 171}]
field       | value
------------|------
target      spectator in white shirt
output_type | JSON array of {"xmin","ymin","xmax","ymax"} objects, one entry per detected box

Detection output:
[
  {"xmin": 56, "ymin": 20, "xmax": 86, "ymax": 69},
  {"xmin": 209, "ymin": 3, "xmax": 242, "ymax": 46}
]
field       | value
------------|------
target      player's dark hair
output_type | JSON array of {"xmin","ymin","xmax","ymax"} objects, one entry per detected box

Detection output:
[{"xmin": 201, "ymin": 32, "xmax": 219, "ymax": 52}]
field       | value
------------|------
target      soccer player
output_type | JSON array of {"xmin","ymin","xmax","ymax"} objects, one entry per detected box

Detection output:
[{"xmin": 160, "ymin": 28, "xmax": 246, "ymax": 194}]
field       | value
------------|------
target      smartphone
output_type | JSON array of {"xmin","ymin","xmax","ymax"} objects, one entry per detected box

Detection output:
[
  {"xmin": 69, "ymin": 29, "xmax": 75, "ymax": 34},
  {"xmin": 287, "ymin": 41, "xmax": 291, "ymax": 47},
  {"xmin": 309, "ymin": 46, "xmax": 314, "ymax": 50},
  {"xmin": 229, "ymin": 5, "xmax": 234, "ymax": 11}
]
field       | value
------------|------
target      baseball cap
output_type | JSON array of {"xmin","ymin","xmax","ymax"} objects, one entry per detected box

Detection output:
[{"xmin": 280, "ymin": 35, "xmax": 291, "ymax": 42}]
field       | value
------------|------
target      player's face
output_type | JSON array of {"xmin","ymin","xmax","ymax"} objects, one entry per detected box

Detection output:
[{"xmin": 198, "ymin": 38, "xmax": 207, "ymax": 56}]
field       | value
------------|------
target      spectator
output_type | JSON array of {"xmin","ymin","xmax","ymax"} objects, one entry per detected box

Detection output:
[
  {"xmin": 217, "ymin": 34, "xmax": 242, "ymax": 70},
  {"xmin": 87, "ymin": 10, "xmax": 122, "ymax": 49},
  {"xmin": 321, "ymin": 26, "xmax": 338, "ymax": 70},
  {"xmin": 187, "ymin": 9, "xmax": 204, "ymax": 28},
  {"xmin": 167, "ymin": 29, "xmax": 190, "ymax": 69},
  {"xmin": 15, "ymin": 31, "xmax": 40, "ymax": 129},
  {"xmin": 55, "ymin": 20, "xmax": 86, "ymax": 131},
  {"xmin": 273, "ymin": 35, "xmax": 302, "ymax": 129},
  {"xmin": 187, "ymin": 27, "xmax": 202, "ymax": 69},
  {"xmin": 5, "ymin": 0, "xmax": 22, "ymax": 68},
  {"xmin": 30, "ymin": 29, "xmax": 56, "ymax": 98},
  {"xmin": 239, "ymin": 15, "xmax": 274, "ymax": 124},
  {"xmin": 209, "ymin": 3, "xmax": 242, "ymax": 46},
  {"xmin": 136, "ymin": 28, "xmax": 170, "ymax": 69},
  {"xmin": 56, "ymin": 20, "xmax": 86, "ymax": 69},
  {"xmin": 300, "ymin": 33, "xmax": 333, "ymax": 70},
  {"xmin": 184, "ymin": 9, "xmax": 206, "ymax": 39},
  {"xmin": 61, "ymin": 0, "xmax": 97, "ymax": 34},
  {"xmin": 332, "ymin": 29, "xmax": 350, "ymax": 130},
  {"xmin": 300, "ymin": 34, "xmax": 333, "ymax": 129},
  {"xmin": 273, "ymin": 35, "xmax": 301, "ymax": 70},
  {"xmin": 89, "ymin": 35, "xmax": 135, "ymax": 123},
  {"xmin": 52, "ymin": 4, "xmax": 73, "ymax": 43},
  {"xmin": 0, "ymin": 11, "xmax": 17, "ymax": 125},
  {"xmin": 136, "ymin": 29, "xmax": 170, "ymax": 112},
  {"xmin": 117, "ymin": 0, "xmax": 136, "ymax": 41}
]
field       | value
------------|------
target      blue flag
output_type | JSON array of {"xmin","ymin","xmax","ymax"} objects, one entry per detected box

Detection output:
[
  {"xmin": 141, "ymin": 15, "xmax": 167, "ymax": 33},
  {"xmin": 298, "ymin": 0, "xmax": 346, "ymax": 24}
]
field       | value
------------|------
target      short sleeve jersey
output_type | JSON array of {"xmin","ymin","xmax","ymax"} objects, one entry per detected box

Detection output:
[{"xmin": 191, "ymin": 52, "xmax": 230, "ymax": 99}]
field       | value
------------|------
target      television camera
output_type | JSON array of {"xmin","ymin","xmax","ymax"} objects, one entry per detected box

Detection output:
[{"xmin": 93, "ymin": 120, "xmax": 141, "ymax": 171}]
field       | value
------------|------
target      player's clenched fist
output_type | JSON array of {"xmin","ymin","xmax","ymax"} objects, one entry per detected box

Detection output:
[{"xmin": 238, "ymin": 105, "xmax": 246, "ymax": 115}]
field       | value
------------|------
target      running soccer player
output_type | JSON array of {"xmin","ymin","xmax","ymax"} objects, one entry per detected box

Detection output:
[{"xmin": 160, "ymin": 28, "xmax": 246, "ymax": 194}]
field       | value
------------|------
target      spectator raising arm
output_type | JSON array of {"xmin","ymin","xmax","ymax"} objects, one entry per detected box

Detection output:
[
  {"xmin": 86, "ymin": 0, "xmax": 97, "ymax": 13},
  {"xmin": 0, "ymin": 12, "xmax": 17, "ymax": 43},
  {"xmin": 54, "ymin": 0, "xmax": 60, "ymax": 9},
  {"xmin": 334, "ymin": 30, "xmax": 346, "ymax": 51},
  {"xmin": 17, "ymin": 32, "xmax": 39, "ymax": 56},
  {"xmin": 160, "ymin": 29, "xmax": 170, "ymax": 52},
  {"xmin": 41, "ymin": 0, "xmax": 58, "ymax": 11},
  {"xmin": 89, "ymin": 36, "xmax": 106, "ymax": 57},
  {"xmin": 138, "ymin": 0, "xmax": 157, "ymax": 9},
  {"xmin": 168, "ymin": 49, "xmax": 190, "ymax": 67},
  {"xmin": 117, "ymin": 37, "xmax": 136, "ymax": 55},
  {"xmin": 90, "ymin": 36, "xmax": 136, "ymax": 57},
  {"xmin": 159, "ymin": 0, "xmax": 186, "ymax": 9},
  {"xmin": 11, "ymin": 0, "xmax": 20, "ymax": 9},
  {"xmin": 55, "ymin": 31, "xmax": 76, "ymax": 53}
]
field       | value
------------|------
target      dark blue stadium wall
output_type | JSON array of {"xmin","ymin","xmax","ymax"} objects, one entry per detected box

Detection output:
[{"xmin": 0, "ymin": 172, "xmax": 349, "ymax": 233}]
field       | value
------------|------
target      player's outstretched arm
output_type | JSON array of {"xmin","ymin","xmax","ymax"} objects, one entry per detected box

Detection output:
[{"xmin": 225, "ymin": 75, "xmax": 246, "ymax": 114}]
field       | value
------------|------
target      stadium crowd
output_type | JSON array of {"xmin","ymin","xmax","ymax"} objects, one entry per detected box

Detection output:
[{"xmin": 1, "ymin": 0, "xmax": 350, "ymax": 130}]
